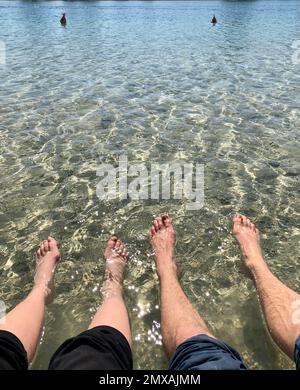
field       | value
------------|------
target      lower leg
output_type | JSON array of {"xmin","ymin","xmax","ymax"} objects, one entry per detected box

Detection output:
[
  {"xmin": 0, "ymin": 237, "xmax": 60, "ymax": 362},
  {"xmin": 150, "ymin": 216, "xmax": 214, "ymax": 358},
  {"xmin": 88, "ymin": 237, "xmax": 132, "ymax": 347},
  {"xmin": 233, "ymin": 214, "xmax": 300, "ymax": 360},
  {"xmin": 159, "ymin": 271, "xmax": 215, "ymax": 358}
]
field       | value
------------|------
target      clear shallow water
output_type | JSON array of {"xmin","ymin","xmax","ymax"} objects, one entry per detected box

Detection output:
[{"xmin": 0, "ymin": 0, "xmax": 299, "ymax": 369}]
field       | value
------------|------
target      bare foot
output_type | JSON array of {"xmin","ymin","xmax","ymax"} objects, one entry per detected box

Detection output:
[
  {"xmin": 34, "ymin": 237, "xmax": 60, "ymax": 304},
  {"xmin": 102, "ymin": 236, "xmax": 128, "ymax": 297},
  {"xmin": 150, "ymin": 215, "xmax": 176, "ymax": 278},
  {"xmin": 232, "ymin": 214, "xmax": 265, "ymax": 270}
]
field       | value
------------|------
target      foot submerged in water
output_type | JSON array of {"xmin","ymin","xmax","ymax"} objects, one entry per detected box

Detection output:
[
  {"xmin": 34, "ymin": 237, "xmax": 60, "ymax": 304},
  {"xmin": 102, "ymin": 236, "xmax": 128, "ymax": 297},
  {"xmin": 150, "ymin": 215, "xmax": 176, "ymax": 278},
  {"xmin": 232, "ymin": 214, "xmax": 265, "ymax": 270}
]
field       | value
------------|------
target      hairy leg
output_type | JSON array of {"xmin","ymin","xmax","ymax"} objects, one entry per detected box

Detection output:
[
  {"xmin": 0, "ymin": 237, "xmax": 60, "ymax": 362},
  {"xmin": 150, "ymin": 216, "xmax": 214, "ymax": 358},
  {"xmin": 88, "ymin": 236, "xmax": 132, "ymax": 347},
  {"xmin": 233, "ymin": 214, "xmax": 300, "ymax": 360}
]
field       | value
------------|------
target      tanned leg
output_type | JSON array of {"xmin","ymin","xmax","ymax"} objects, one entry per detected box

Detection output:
[
  {"xmin": 150, "ymin": 216, "xmax": 214, "ymax": 358},
  {"xmin": 233, "ymin": 214, "xmax": 300, "ymax": 360}
]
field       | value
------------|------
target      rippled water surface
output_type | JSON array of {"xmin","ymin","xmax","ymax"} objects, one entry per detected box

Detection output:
[{"xmin": 0, "ymin": 0, "xmax": 300, "ymax": 369}]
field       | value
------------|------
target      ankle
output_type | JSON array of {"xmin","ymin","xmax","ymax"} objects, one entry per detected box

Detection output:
[
  {"xmin": 101, "ymin": 278, "xmax": 124, "ymax": 298},
  {"xmin": 32, "ymin": 284, "xmax": 50, "ymax": 301},
  {"xmin": 246, "ymin": 256, "xmax": 268, "ymax": 274},
  {"xmin": 157, "ymin": 263, "xmax": 178, "ymax": 280}
]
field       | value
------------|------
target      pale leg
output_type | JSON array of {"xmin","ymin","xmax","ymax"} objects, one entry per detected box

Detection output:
[
  {"xmin": 0, "ymin": 237, "xmax": 60, "ymax": 362},
  {"xmin": 88, "ymin": 236, "xmax": 132, "ymax": 347}
]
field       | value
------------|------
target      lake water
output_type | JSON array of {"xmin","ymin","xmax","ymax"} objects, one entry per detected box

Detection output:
[{"xmin": 0, "ymin": 0, "xmax": 300, "ymax": 369}]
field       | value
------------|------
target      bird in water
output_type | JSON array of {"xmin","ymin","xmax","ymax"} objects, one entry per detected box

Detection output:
[
  {"xmin": 60, "ymin": 13, "xmax": 67, "ymax": 26},
  {"xmin": 211, "ymin": 15, "xmax": 217, "ymax": 24}
]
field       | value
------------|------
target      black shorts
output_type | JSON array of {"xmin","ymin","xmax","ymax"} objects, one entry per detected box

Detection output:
[
  {"xmin": 0, "ymin": 330, "xmax": 28, "ymax": 370},
  {"xmin": 49, "ymin": 325, "xmax": 132, "ymax": 370},
  {"xmin": 0, "ymin": 326, "xmax": 132, "ymax": 370}
]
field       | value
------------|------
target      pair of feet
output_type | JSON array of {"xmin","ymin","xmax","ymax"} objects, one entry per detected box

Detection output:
[
  {"xmin": 149, "ymin": 213, "xmax": 264, "ymax": 277},
  {"xmin": 35, "ymin": 213, "xmax": 264, "ymax": 301}
]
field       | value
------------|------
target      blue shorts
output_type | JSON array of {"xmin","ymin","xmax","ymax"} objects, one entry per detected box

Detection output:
[
  {"xmin": 295, "ymin": 335, "xmax": 300, "ymax": 370},
  {"xmin": 169, "ymin": 334, "xmax": 247, "ymax": 370}
]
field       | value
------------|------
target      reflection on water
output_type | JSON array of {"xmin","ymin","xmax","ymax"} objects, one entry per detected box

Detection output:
[{"xmin": 0, "ymin": 0, "xmax": 299, "ymax": 369}]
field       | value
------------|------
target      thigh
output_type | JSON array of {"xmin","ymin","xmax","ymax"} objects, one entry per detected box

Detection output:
[
  {"xmin": 169, "ymin": 334, "xmax": 247, "ymax": 370},
  {"xmin": 49, "ymin": 325, "xmax": 133, "ymax": 370},
  {"xmin": 0, "ymin": 330, "xmax": 28, "ymax": 370}
]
